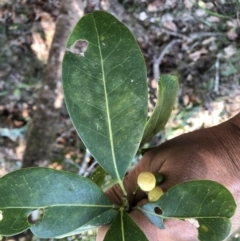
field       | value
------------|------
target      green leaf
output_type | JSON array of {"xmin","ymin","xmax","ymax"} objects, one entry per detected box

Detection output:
[
  {"xmin": 137, "ymin": 180, "xmax": 236, "ymax": 241},
  {"xmin": 221, "ymin": 63, "xmax": 237, "ymax": 77},
  {"xmin": 62, "ymin": 11, "xmax": 148, "ymax": 182},
  {"xmin": 89, "ymin": 165, "xmax": 107, "ymax": 187},
  {"xmin": 0, "ymin": 168, "xmax": 115, "ymax": 238},
  {"xmin": 141, "ymin": 74, "xmax": 178, "ymax": 145},
  {"xmin": 137, "ymin": 203, "xmax": 164, "ymax": 229},
  {"xmin": 198, "ymin": 218, "xmax": 231, "ymax": 241},
  {"xmin": 103, "ymin": 209, "xmax": 149, "ymax": 241},
  {"xmin": 56, "ymin": 209, "xmax": 117, "ymax": 238}
]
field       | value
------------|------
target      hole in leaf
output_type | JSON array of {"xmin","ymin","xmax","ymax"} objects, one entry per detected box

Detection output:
[
  {"xmin": 69, "ymin": 39, "xmax": 89, "ymax": 56},
  {"xmin": 154, "ymin": 207, "xmax": 162, "ymax": 215},
  {"xmin": 0, "ymin": 211, "xmax": 3, "ymax": 221},
  {"xmin": 28, "ymin": 208, "xmax": 44, "ymax": 224}
]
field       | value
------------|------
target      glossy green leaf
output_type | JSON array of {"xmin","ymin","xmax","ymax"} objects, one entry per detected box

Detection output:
[
  {"xmin": 0, "ymin": 168, "xmax": 115, "ymax": 238},
  {"xmin": 137, "ymin": 180, "xmax": 236, "ymax": 241},
  {"xmin": 62, "ymin": 11, "xmax": 148, "ymax": 182},
  {"xmin": 90, "ymin": 165, "xmax": 107, "ymax": 187},
  {"xmin": 56, "ymin": 209, "xmax": 117, "ymax": 238},
  {"xmin": 103, "ymin": 209, "xmax": 149, "ymax": 241},
  {"xmin": 141, "ymin": 74, "xmax": 178, "ymax": 145}
]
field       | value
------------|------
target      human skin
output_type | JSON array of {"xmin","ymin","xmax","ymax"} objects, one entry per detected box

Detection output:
[{"xmin": 97, "ymin": 113, "xmax": 240, "ymax": 241}]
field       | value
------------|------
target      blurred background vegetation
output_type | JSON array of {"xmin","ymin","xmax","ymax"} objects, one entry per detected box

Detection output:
[{"xmin": 0, "ymin": 0, "xmax": 240, "ymax": 240}]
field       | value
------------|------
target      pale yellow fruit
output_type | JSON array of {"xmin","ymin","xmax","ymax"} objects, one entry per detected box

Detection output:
[
  {"xmin": 198, "ymin": 0, "xmax": 206, "ymax": 8},
  {"xmin": 148, "ymin": 186, "xmax": 164, "ymax": 202},
  {"xmin": 137, "ymin": 172, "xmax": 156, "ymax": 192}
]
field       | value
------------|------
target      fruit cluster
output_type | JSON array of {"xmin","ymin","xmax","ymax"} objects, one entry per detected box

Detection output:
[{"xmin": 137, "ymin": 172, "xmax": 164, "ymax": 202}]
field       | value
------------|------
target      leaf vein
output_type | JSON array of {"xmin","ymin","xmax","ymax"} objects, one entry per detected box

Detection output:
[
  {"xmin": 78, "ymin": 123, "xmax": 109, "ymax": 139},
  {"xmin": 98, "ymin": 21, "xmax": 114, "ymax": 37},
  {"xmin": 103, "ymin": 38, "xmax": 122, "ymax": 62},
  {"xmin": 110, "ymin": 99, "xmax": 138, "ymax": 121},
  {"xmin": 107, "ymin": 70, "xmax": 135, "ymax": 95},
  {"xmin": 105, "ymin": 57, "xmax": 131, "ymax": 76},
  {"xmin": 74, "ymin": 97, "xmax": 105, "ymax": 112},
  {"xmin": 112, "ymin": 121, "xmax": 140, "ymax": 136},
  {"xmin": 72, "ymin": 65, "xmax": 101, "ymax": 81}
]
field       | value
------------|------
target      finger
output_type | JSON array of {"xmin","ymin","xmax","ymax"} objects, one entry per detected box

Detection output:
[
  {"xmin": 96, "ymin": 225, "xmax": 109, "ymax": 241},
  {"xmin": 132, "ymin": 198, "xmax": 198, "ymax": 241},
  {"xmin": 129, "ymin": 209, "xmax": 198, "ymax": 241}
]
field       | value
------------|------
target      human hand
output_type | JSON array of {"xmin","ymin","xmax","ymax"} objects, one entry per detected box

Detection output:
[{"xmin": 97, "ymin": 113, "xmax": 240, "ymax": 241}]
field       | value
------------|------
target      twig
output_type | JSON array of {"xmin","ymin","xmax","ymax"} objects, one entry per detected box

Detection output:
[
  {"xmin": 153, "ymin": 39, "xmax": 182, "ymax": 80},
  {"xmin": 83, "ymin": 160, "xmax": 98, "ymax": 177},
  {"xmin": 78, "ymin": 149, "xmax": 91, "ymax": 175},
  {"xmin": 190, "ymin": 32, "xmax": 224, "ymax": 39},
  {"xmin": 237, "ymin": 10, "xmax": 240, "ymax": 27},
  {"xmin": 160, "ymin": 28, "xmax": 223, "ymax": 42},
  {"xmin": 161, "ymin": 28, "xmax": 190, "ymax": 41},
  {"xmin": 214, "ymin": 53, "xmax": 221, "ymax": 93},
  {"xmin": 153, "ymin": 29, "xmax": 224, "ymax": 81},
  {"xmin": 64, "ymin": 158, "xmax": 81, "ymax": 169}
]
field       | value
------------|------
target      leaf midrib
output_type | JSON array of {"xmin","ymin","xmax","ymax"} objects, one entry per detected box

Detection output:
[
  {"xmin": 121, "ymin": 209, "xmax": 125, "ymax": 241},
  {"xmin": 92, "ymin": 14, "xmax": 121, "ymax": 182},
  {"xmin": 1, "ymin": 204, "xmax": 114, "ymax": 209},
  {"xmin": 148, "ymin": 84, "xmax": 165, "ymax": 128},
  {"xmin": 138, "ymin": 207, "xmax": 229, "ymax": 219}
]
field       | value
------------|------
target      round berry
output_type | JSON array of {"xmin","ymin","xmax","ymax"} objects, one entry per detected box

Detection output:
[
  {"xmin": 148, "ymin": 186, "xmax": 164, "ymax": 202},
  {"xmin": 137, "ymin": 172, "xmax": 156, "ymax": 192}
]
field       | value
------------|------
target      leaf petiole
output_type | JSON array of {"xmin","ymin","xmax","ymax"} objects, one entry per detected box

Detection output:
[
  {"xmin": 133, "ymin": 185, "xmax": 140, "ymax": 195},
  {"xmin": 118, "ymin": 180, "xmax": 127, "ymax": 197},
  {"xmin": 117, "ymin": 180, "xmax": 130, "ymax": 211}
]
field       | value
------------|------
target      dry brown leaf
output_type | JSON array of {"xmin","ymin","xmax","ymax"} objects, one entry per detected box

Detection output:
[
  {"xmin": 195, "ymin": 9, "xmax": 206, "ymax": 17},
  {"xmin": 202, "ymin": 37, "xmax": 216, "ymax": 45},
  {"xmin": 184, "ymin": 0, "xmax": 195, "ymax": 9},
  {"xmin": 227, "ymin": 19, "xmax": 239, "ymax": 28},
  {"xmin": 227, "ymin": 29, "xmax": 238, "ymax": 40},
  {"xmin": 163, "ymin": 21, "xmax": 178, "ymax": 32},
  {"xmin": 166, "ymin": 0, "xmax": 177, "ymax": 8},
  {"xmin": 206, "ymin": 16, "xmax": 220, "ymax": 23},
  {"xmin": 148, "ymin": 4, "xmax": 158, "ymax": 12},
  {"xmin": 205, "ymin": 2, "xmax": 214, "ymax": 9},
  {"xmin": 223, "ymin": 45, "xmax": 237, "ymax": 58},
  {"xmin": 189, "ymin": 48, "xmax": 208, "ymax": 61},
  {"xmin": 147, "ymin": 0, "xmax": 163, "ymax": 12}
]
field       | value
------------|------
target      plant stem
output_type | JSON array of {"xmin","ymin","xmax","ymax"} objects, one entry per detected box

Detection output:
[
  {"xmin": 117, "ymin": 180, "xmax": 130, "ymax": 211},
  {"xmin": 113, "ymin": 204, "xmax": 121, "ymax": 209},
  {"xmin": 118, "ymin": 180, "xmax": 127, "ymax": 197},
  {"xmin": 133, "ymin": 185, "xmax": 140, "ymax": 195}
]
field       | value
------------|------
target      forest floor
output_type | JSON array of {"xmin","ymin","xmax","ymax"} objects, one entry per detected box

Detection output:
[{"xmin": 0, "ymin": 0, "xmax": 240, "ymax": 240}]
